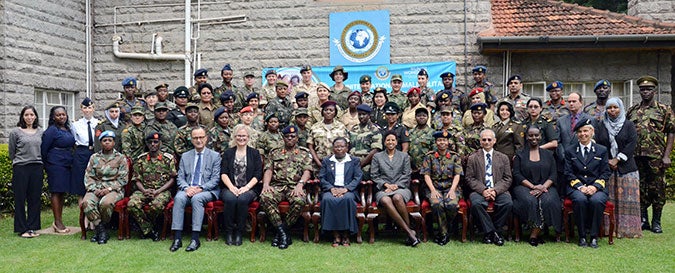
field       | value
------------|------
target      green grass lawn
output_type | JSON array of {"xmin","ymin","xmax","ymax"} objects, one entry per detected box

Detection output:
[{"xmin": 1, "ymin": 204, "xmax": 674, "ymax": 272}]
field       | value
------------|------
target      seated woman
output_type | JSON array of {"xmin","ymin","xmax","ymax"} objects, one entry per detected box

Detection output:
[
  {"xmin": 220, "ymin": 124, "xmax": 262, "ymax": 246},
  {"xmin": 82, "ymin": 130, "xmax": 129, "ymax": 244},
  {"xmin": 512, "ymin": 126, "xmax": 562, "ymax": 246},
  {"xmin": 421, "ymin": 131, "xmax": 462, "ymax": 246},
  {"xmin": 564, "ymin": 118, "xmax": 611, "ymax": 248},
  {"xmin": 319, "ymin": 137, "xmax": 363, "ymax": 247},
  {"xmin": 370, "ymin": 132, "xmax": 420, "ymax": 247}
]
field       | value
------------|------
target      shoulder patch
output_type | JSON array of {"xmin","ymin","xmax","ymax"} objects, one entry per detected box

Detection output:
[{"xmin": 162, "ymin": 152, "xmax": 175, "ymax": 160}]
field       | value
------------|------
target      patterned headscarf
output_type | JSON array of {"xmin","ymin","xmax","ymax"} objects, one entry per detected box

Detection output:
[{"xmin": 603, "ymin": 97, "xmax": 625, "ymax": 157}]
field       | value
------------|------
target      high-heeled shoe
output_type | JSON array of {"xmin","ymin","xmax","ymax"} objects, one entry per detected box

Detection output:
[{"xmin": 52, "ymin": 223, "xmax": 70, "ymax": 233}]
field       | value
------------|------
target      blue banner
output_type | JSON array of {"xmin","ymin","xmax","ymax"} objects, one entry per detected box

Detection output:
[
  {"xmin": 262, "ymin": 61, "xmax": 456, "ymax": 92},
  {"xmin": 329, "ymin": 10, "xmax": 390, "ymax": 66}
]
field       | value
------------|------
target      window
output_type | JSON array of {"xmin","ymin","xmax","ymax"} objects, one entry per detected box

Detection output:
[
  {"xmin": 34, "ymin": 89, "xmax": 76, "ymax": 128},
  {"xmin": 522, "ymin": 81, "xmax": 547, "ymax": 99}
]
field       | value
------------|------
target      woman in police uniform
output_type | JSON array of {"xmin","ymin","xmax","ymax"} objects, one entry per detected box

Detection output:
[
  {"xmin": 493, "ymin": 101, "xmax": 525, "ymax": 161},
  {"xmin": 522, "ymin": 98, "xmax": 558, "ymax": 151}
]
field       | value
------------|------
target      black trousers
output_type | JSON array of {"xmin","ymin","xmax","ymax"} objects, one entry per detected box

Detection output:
[
  {"xmin": 469, "ymin": 191, "xmax": 513, "ymax": 234},
  {"xmin": 569, "ymin": 190, "xmax": 607, "ymax": 238},
  {"xmin": 13, "ymin": 163, "xmax": 43, "ymax": 234},
  {"xmin": 220, "ymin": 189, "xmax": 257, "ymax": 232}
]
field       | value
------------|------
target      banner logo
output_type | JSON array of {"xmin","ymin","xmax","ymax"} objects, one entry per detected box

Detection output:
[
  {"xmin": 333, "ymin": 20, "xmax": 386, "ymax": 63},
  {"xmin": 329, "ymin": 10, "xmax": 390, "ymax": 66}
]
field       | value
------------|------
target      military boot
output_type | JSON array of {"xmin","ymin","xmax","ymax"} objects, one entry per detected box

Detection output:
[
  {"xmin": 89, "ymin": 230, "xmax": 99, "ymax": 243},
  {"xmin": 641, "ymin": 208, "xmax": 651, "ymax": 231},
  {"xmin": 97, "ymin": 225, "xmax": 109, "ymax": 244},
  {"xmin": 651, "ymin": 209, "xmax": 663, "ymax": 233},
  {"xmin": 277, "ymin": 226, "xmax": 289, "ymax": 249},
  {"xmin": 271, "ymin": 230, "xmax": 281, "ymax": 247}
]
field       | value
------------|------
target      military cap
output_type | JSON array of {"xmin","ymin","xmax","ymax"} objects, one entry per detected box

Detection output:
[
  {"xmin": 299, "ymin": 65, "xmax": 312, "ymax": 73},
  {"xmin": 437, "ymin": 91, "xmax": 451, "ymax": 101},
  {"xmin": 276, "ymin": 81, "xmax": 288, "ymax": 88},
  {"xmin": 144, "ymin": 90, "xmax": 158, "ymax": 98},
  {"xmin": 440, "ymin": 72, "xmax": 455, "ymax": 79},
  {"xmin": 329, "ymin": 65, "xmax": 348, "ymax": 81},
  {"xmin": 221, "ymin": 64, "xmax": 233, "ymax": 71},
  {"xmin": 154, "ymin": 83, "xmax": 169, "ymax": 90},
  {"xmin": 174, "ymin": 86, "xmax": 190, "ymax": 98},
  {"xmin": 264, "ymin": 112, "xmax": 278, "ymax": 122},
  {"xmin": 383, "ymin": 102, "xmax": 401, "ymax": 114},
  {"xmin": 295, "ymin": 92, "xmax": 309, "ymax": 100},
  {"xmin": 106, "ymin": 101, "xmax": 121, "ymax": 110},
  {"xmin": 320, "ymin": 100, "xmax": 338, "ymax": 109},
  {"xmin": 469, "ymin": 87, "xmax": 484, "ymax": 97},
  {"xmin": 356, "ymin": 104, "xmax": 372, "ymax": 113},
  {"xmin": 472, "ymin": 65, "xmax": 487, "ymax": 73},
  {"xmin": 81, "ymin": 97, "xmax": 94, "ymax": 107},
  {"xmin": 122, "ymin": 77, "xmax": 137, "ymax": 87},
  {"xmin": 198, "ymin": 83, "xmax": 214, "ymax": 93},
  {"xmin": 440, "ymin": 107, "xmax": 453, "ymax": 114},
  {"xmin": 185, "ymin": 103, "xmax": 199, "ymax": 111},
  {"xmin": 432, "ymin": 130, "xmax": 451, "ymax": 139},
  {"xmin": 391, "ymin": 74, "xmax": 403, "ymax": 82},
  {"xmin": 145, "ymin": 131, "xmax": 162, "ymax": 141},
  {"xmin": 292, "ymin": 108, "xmax": 310, "ymax": 117},
  {"xmin": 359, "ymin": 75, "xmax": 372, "ymax": 83},
  {"xmin": 418, "ymin": 69, "xmax": 428, "ymax": 77},
  {"xmin": 415, "ymin": 107, "xmax": 429, "ymax": 116},
  {"xmin": 637, "ymin": 76, "xmax": 658, "ymax": 87},
  {"xmin": 98, "ymin": 130, "xmax": 115, "ymax": 141},
  {"xmin": 214, "ymin": 107, "xmax": 227, "ymax": 120},
  {"xmin": 373, "ymin": 87, "xmax": 387, "ymax": 94},
  {"xmin": 470, "ymin": 102, "xmax": 488, "ymax": 112},
  {"xmin": 348, "ymin": 91, "xmax": 362, "ymax": 98},
  {"xmin": 246, "ymin": 92, "xmax": 259, "ymax": 102},
  {"xmin": 281, "ymin": 125, "xmax": 298, "ymax": 135},
  {"xmin": 154, "ymin": 102, "xmax": 169, "ymax": 111},
  {"xmin": 407, "ymin": 87, "xmax": 421, "ymax": 97},
  {"xmin": 508, "ymin": 75, "xmax": 522, "ymax": 83},
  {"xmin": 194, "ymin": 68, "xmax": 208, "ymax": 77},
  {"xmin": 317, "ymin": 82, "xmax": 331, "ymax": 91},
  {"xmin": 265, "ymin": 69, "xmax": 277, "ymax": 77},
  {"xmin": 220, "ymin": 91, "xmax": 235, "ymax": 102},
  {"xmin": 243, "ymin": 72, "xmax": 255, "ymax": 78},
  {"xmin": 131, "ymin": 106, "xmax": 145, "ymax": 115},
  {"xmin": 546, "ymin": 81, "xmax": 564, "ymax": 92},
  {"xmin": 594, "ymin": 79, "xmax": 611, "ymax": 91},
  {"xmin": 573, "ymin": 117, "xmax": 593, "ymax": 132},
  {"xmin": 240, "ymin": 106, "xmax": 254, "ymax": 114}
]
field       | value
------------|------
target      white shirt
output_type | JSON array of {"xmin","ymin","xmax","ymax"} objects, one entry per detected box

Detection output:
[
  {"xmin": 580, "ymin": 143, "xmax": 592, "ymax": 158},
  {"xmin": 483, "ymin": 149, "xmax": 494, "ymax": 188},
  {"xmin": 329, "ymin": 154, "xmax": 352, "ymax": 187},
  {"xmin": 71, "ymin": 117, "xmax": 99, "ymax": 146}
]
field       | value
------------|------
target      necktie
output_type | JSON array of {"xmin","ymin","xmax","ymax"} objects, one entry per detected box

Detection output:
[
  {"xmin": 571, "ymin": 115, "xmax": 577, "ymax": 133},
  {"xmin": 485, "ymin": 153, "xmax": 493, "ymax": 188},
  {"xmin": 87, "ymin": 121, "xmax": 94, "ymax": 149},
  {"xmin": 584, "ymin": 147, "xmax": 590, "ymax": 161},
  {"xmin": 192, "ymin": 152, "xmax": 202, "ymax": 186}
]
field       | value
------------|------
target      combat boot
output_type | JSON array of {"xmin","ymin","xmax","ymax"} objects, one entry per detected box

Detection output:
[
  {"xmin": 90, "ymin": 228, "xmax": 99, "ymax": 243},
  {"xmin": 277, "ymin": 226, "xmax": 289, "ymax": 249},
  {"xmin": 651, "ymin": 209, "xmax": 663, "ymax": 233},
  {"xmin": 271, "ymin": 230, "xmax": 280, "ymax": 247},
  {"xmin": 641, "ymin": 208, "xmax": 651, "ymax": 231},
  {"xmin": 284, "ymin": 224, "xmax": 292, "ymax": 246},
  {"xmin": 97, "ymin": 225, "xmax": 109, "ymax": 244}
]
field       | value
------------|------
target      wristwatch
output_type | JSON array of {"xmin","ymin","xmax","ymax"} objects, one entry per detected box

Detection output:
[{"xmin": 107, "ymin": 187, "xmax": 113, "ymax": 192}]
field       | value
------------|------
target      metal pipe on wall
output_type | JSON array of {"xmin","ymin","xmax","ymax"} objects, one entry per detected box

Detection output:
[
  {"xmin": 184, "ymin": 0, "xmax": 192, "ymax": 87},
  {"xmin": 85, "ymin": 0, "xmax": 91, "ymax": 98}
]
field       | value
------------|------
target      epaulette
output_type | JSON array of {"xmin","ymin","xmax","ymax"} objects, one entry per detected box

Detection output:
[
  {"xmin": 297, "ymin": 146, "xmax": 311, "ymax": 153},
  {"xmin": 135, "ymin": 152, "xmax": 149, "ymax": 162},
  {"xmin": 99, "ymin": 119, "xmax": 107, "ymax": 125},
  {"xmin": 162, "ymin": 152, "xmax": 175, "ymax": 160}
]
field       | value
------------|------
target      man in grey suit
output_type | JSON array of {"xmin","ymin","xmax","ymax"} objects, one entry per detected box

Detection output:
[
  {"xmin": 556, "ymin": 92, "xmax": 592, "ymax": 196},
  {"xmin": 465, "ymin": 129, "xmax": 512, "ymax": 246},
  {"xmin": 169, "ymin": 127, "xmax": 222, "ymax": 252}
]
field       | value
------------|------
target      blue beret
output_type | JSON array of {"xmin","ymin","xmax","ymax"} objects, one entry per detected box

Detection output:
[
  {"xmin": 440, "ymin": 72, "xmax": 455, "ymax": 78},
  {"xmin": 173, "ymin": 86, "xmax": 190, "ymax": 98},
  {"xmin": 573, "ymin": 117, "xmax": 593, "ymax": 132},
  {"xmin": 81, "ymin": 97, "xmax": 94, "ymax": 107},
  {"xmin": 281, "ymin": 125, "xmax": 298, "ymax": 135},
  {"xmin": 470, "ymin": 102, "xmax": 488, "ymax": 112},
  {"xmin": 472, "ymin": 65, "xmax": 487, "ymax": 73},
  {"xmin": 246, "ymin": 92, "xmax": 259, "ymax": 102},
  {"xmin": 546, "ymin": 81, "xmax": 564, "ymax": 91},
  {"xmin": 214, "ymin": 107, "xmax": 227, "ymax": 119},
  {"xmin": 295, "ymin": 92, "xmax": 309, "ymax": 99},
  {"xmin": 508, "ymin": 75, "xmax": 522, "ymax": 82},
  {"xmin": 594, "ymin": 80, "xmax": 611, "ymax": 91},
  {"xmin": 437, "ymin": 91, "xmax": 451, "ymax": 101},
  {"xmin": 98, "ymin": 130, "xmax": 116, "ymax": 141},
  {"xmin": 122, "ymin": 77, "xmax": 137, "ymax": 87},
  {"xmin": 221, "ymin": 64, "xmax": 232, "ymax": 71},
  {"xmin": 220, "ymin": 91, "xmax": 235, "ymax": 102},
  {"xmin": 418, "ymin": 69, "xmax": 428, "ymax": 77},
  {"xmin": 383, "ymin": 102, "xmax": 400, "ymax": 114},
  {"xmin": 145, "ymin": 131, "xmax": 162, "ymax": 141},
  {"xmin": 432, "ymin": 130, "xmax": 451, "ymax": 139},
  {"xmin": 320, "ymin": 100, "xmax": 338, "ymax": 108},
  {"xmin": 194, "ymin": 68, "xmax": 208, "ymax": 77},
  {"xmin": 356, "ymin": 104, "xmax": 372, "ymax": 113}
]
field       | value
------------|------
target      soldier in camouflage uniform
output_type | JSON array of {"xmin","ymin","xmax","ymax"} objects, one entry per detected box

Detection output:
[
  {"xmin": 213, "ymin": 64, "xmax": 238, "ymax": 108},
  {"xmin": 359, "ymin": 75, "xmax": 373, "ymax": 108},
  {"xmin": 498, "ymin": 75, "xmax": 530, "ymax": 122},
  {"xmin": 468, "ymin": 66, "xmax": 497, "ymax": 107},
  {"xmin": 174, "ymin": 103, "xmax": 204, "ymax": 157},
  {"xmin": 121, "ymin": 106, "xmax": 147, "ymax": 160},
  {"xmin": 82, "ymin": 131, "xmax": 129, "ymax": 244},
  {"xmin": 584, "ymin": 80, "xmax": 612, "ymax": 121},
  {"xmin": 219, "ymin": 91, "xmax": 239, "ymax": 127},
  {"xmin": 257, "ymin": 114, "xmax": 283, "ymax": 161},
  {"xmin": 295, "ymin": 65, "xmax": 319, "ymax": 108},
  {"xmin": 235, "ymin": 72, "xmax": 256, "ymax": 111},
  {"xmin": 143, "ymin": 90, "xmax": 158, "ymax": 121},
  {"xmin": 155, "ymin": 83, "xmax": 176, "ymax": 110},
  {"xmin": 128, "ymin": 132, "xmax": 176, "ymax": 241},
  {"xmin": 464, "ymin": 103, "xmax": 492, "ymax": 154},
  {"xmin": 437, "ymin": 72, "xmax": 468, "ymax": 113},
  {"xmin": 421, "ymin": 130, "xmax": 463, "ymax": 245},
  {"xmin": 291, "ymin": 108, "xmax": 311, "ymax": 148},
  {"xmin": 542, "ymin": 81, "xmax": 570, "ymax": 123},
  {"xmin": 265, "ymin": 81, "xmax": 294, "ymax": 129},
  {"xmin": 432, "ymin": 92, "xmax": 464, "ymax": 129},
  {"xmin": 408, "ymin": 108, "xmax": 435, "ymax": 176},
  {"xmin": 417, "ymin": 69, "xmax": 436, "ymax": 111},
  {"xmin": 261, "ymin": 69, "xmax": 278, "ymax": 107},
  {"xmin": 626, "ymin": 76, "xmax": 674, "ymax": 233},
  {"xmin": 349, "ymin": 104, "xmax": 382, "ymax": 181},
  {"xmin": 117, "ymin": 77, "xmax": 146, "ymax": 124},
  {"xmin": 260, "ymin": 125, "xmax": 313, "ymax": 249},
  {"xmin": 94, "ymin": 102, "xmax": 125, "ymax": 152},
  {"xmin": 207, "ymin": 107, "xmax": 232, "ymax": 157},
  {"xmin": 188, "ymin": 68, "xmax": 209, "ymax": 103},
  {"xmin": 307, "ymin": 101, "xmax": 349, "ymax": 167},
  {"xmin": 388, "ymin": 74, "xmax": 408, "ymax": 111},
  {"xmin": 329, "ymin": 66, "xmax": 352, "ymax": 109},
  {"xmin": 436, "ymin": 107, "xmax": 466, "ymax": 156},
  {"xmin": 145, "ymin": 102, "xmax": 178, "ymax": 156}
]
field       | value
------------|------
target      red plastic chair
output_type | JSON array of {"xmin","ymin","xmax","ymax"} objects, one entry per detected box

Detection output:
[
  {"xmin": 257, "ymin": 181, "xmax": 314, "ymax": 243},
  {"xmin": 311, "ymin": 180, "xmax": 367, "ymax": 243},
  {"xmin": 562, "ymin": 198, "xmax": 615, "ymax": 245},
  {"xmin": 420, "ymin": 198, "xmax": 469, "ymax": 243}
]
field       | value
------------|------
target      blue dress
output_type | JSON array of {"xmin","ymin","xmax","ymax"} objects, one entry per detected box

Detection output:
[{"xmin": 41, "ymin": 125, "xmax": 75, "ymax": 193}]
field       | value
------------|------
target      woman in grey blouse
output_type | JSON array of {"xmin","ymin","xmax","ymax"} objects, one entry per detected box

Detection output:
[{"xmin": 9, "ymin": 106, "xmax": 44, "ymax": 238}]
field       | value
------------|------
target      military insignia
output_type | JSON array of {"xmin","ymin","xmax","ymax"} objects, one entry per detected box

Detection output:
[
  {"xmin": 520, "ymin": 132, "xmax": 524, "ymax": 138},
  {"xmin": 505, "ymin": 128, "xmax": 513, "ymax": 133},
  {"xmin": 552, "ymin": 82, "xmax": 557, "ymax": 88},
  {"xmin": 290, "ymin": 127, "xmax": 295, "ymax": 133},
  {"xmin": 603, "ymin": 81, "xmax": 608, "ymax": 85}
]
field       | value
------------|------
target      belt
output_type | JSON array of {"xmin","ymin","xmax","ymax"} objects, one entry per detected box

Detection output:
[{"xmin": 77, "ymin": 145, "xmax": 94, "ymax": 151}]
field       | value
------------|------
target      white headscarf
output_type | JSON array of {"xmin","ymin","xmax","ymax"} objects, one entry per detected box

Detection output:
[
  {"xmin": 603, "ymin": 97, "xmax": 625, "ymax": 157},
  {"xmin": 105, "ymin": 108, "xmax": 120, "ymax": 129}
]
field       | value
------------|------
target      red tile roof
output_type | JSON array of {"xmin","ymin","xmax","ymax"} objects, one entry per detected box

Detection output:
[{"xmin": 482, "ymin": 0, "xmax": 675, "ymax": 37}]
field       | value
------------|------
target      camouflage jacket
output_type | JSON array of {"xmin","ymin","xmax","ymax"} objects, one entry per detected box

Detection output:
[
  {"xmin": 85, "ymin": 150, "xmax": 128, "ymax": 193},
  {"xmin": 265, "ymin": 146, "xmax": 313, "ymax": 187},
  {"xmin": 132, "ymin": 152, "xmax": 177, "ymax": 189}
]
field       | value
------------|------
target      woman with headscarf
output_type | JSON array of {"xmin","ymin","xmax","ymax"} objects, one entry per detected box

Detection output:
[
  {"xmin": 594, "ymin": 97, "xmax": 641, "ymax": 238},
  {"xmin": 94, "ymin": 102, "xmax": 124, "ymax": 152}
]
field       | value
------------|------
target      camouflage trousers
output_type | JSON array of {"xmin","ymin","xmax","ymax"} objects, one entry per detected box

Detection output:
[
  {"xmin": 127, "ymin": 190, "xmax": 171, "ymax": 234},
  {"xmin": 425, "ymin": 188, "xmax": 461, "ymax": 235},
  {"xmin": 260, "ymin": 185, "xmax": 307, "ymax": 227},
  {"xmin": 636, "ymin": 158, "xmax": 667, "ymax": 212},
  {"xmin": 83, "ymin": 191, "xmax": 123, "ymax": 225}
]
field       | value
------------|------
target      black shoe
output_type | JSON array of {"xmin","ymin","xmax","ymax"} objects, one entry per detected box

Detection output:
[
  {"xmin": 90, "ymin": 232, "xmax": 99, "ymax": 243},
  {"xmin": 482, "ymin": 234, "xmax": 493, "ymax": 244},
  {"xmin": 651, "ymin": 210, "xmax": 663, "ymax": 233},
  {"xmin": 409, "ymin": 236, "xmax": 421, "ymax": 247},
  {"xmin": 589, "ymin": 237, "xmax": 599, "ymax": 248},
  {"xmin": 225, "ymin": 231, "xmax": 234, "ymax": 246},
  {"xmin": 529, "ymin": 237, "xmax": 538, "ymax": 247},
  {"xmin": 641, "ymin": 209, "xmax": 651, "ymax": 230},
  {"xmin": 437, "ymin": 234, "xmax": 449, "ymax": 246},
  {"xmin": 185, "ymin": 239, "xmax": 201, "ymax": 252},
  {"xmin": 169, "ymin": 239, "xmax": 182, "ymax": 252},
  {"xmin": 578, "ymin": 237, "xmax": 587, "ymax": 247},
  {"xmin": 234, "ymin": 230, "xmax": 243, "ymax": 246},
  {"xmin": 277, "ymin": 226, "xmax": 289, "ymax": 249},
  {"xmin": 492, "ymin": 232, "xmax": 504, "ymax": 246},
  {"xmin": 271, "ymin": 232, "xmax": 280, "ymax": 247},
  {"xmin": 148, "ymin": 230, "xmax": 160, "ymax": 242},
  {"xmin": 96, "ymin": 225, "xmax": 109, "ymax": 245}
]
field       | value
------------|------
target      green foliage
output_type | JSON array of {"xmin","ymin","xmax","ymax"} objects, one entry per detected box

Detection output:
[
  {"xmin": 666, "ymin": 149, "xmax": 675, "ymax": 200},
  {"xmin": 563, "ymin": 0, "xmax": 628, "ymax": 13}
]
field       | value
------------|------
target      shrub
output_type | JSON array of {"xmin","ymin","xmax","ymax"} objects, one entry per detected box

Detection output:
[{"xmin": 665, "ymin": 148, "xmax": 675, "ymax": 200}]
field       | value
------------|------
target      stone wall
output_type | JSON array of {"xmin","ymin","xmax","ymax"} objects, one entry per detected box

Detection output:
[
  {"xmin": 0, "ymin": 0, "xmax": 86, "ymax": 139},
  {"xmin": 628, "ymin": 0, "xmax": 675, "ymax": 22}
]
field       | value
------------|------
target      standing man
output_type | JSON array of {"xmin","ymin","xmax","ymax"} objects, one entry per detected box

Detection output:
[
  {"xmin": 295, "ymin": 65, "xmax": 319, "ymax": 108},
  {"xmin": 359, "ymin": 75, "xmax": 373, "ymax": 107},
  {"xmin": 584, "ymin": 80, "xmax": 612, "ymax": 121},
  {"xmin": 128, "ymin": 132, "xmax": 176, "ymax": 241},
  {"xmin": 542, "ymin": 81, "xmax": 570, "ymax": 123},
  {"xmin": 188, "ymin": 69, "xmax": 209, "ymax": 102},
  {"xmin": 464, "ymin": 129, "xmax": 512, "ymax": 246},
  {"xmin": 437, "ymin": 72, "xmax": 467, "ymax": 113},
  {"xmin": 214, "ymin": 64, "xmax": 238, "ymax": 104},
  {"xmin": 469, "ymin": 66, "xmax": 497, "ymax": 107},
  {"xmin": 155, "ymin": 83, "xmax": 176, "ymax": 110},
  {"xmin": 556, "ymin": 92, "xmax": 592, "ymax": 195},
  {"xmin": 167, "ymin": 86, "xmax": 190, "ymax": 128},
  {"xmin": 265, "ymin": 82, "xmax": 294, "ymax": 128},
  {"xmin": 498, "ymin": 75, "xmax": 530, "ymax": 122},
  {"xmin": 117, "ymin": 77, "xmax": 146, "ymax": 123},
  {"xmin": 260, "ymin": 125, "xmax": 313, "ymax": 249},
  {"xmin": 169, "ymin": 127, "xmax": 221, "ymax": 252},
  {"xmin": 627, "ymin": 76, "xmax": 674, "ymax": 233}
]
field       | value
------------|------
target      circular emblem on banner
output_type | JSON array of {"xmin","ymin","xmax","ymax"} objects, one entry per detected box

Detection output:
[
  {"xmin": 375, "ymin": 66, "xmax": 390, "ymax": 80},
  {"xmin": 340, "ymin": 20, "xmax": 379, "ymax": 60}
]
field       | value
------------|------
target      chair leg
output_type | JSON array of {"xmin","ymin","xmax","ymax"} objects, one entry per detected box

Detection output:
[
  {"xmin": 513, "ymin": 216, "xmax": 521, "ymax": 242},
  {"xmin": 311, "ymin": 212, "xmax": 321, "ymax": 243},
  {"xmin": 257, "ymin": 212, "xmax": 266, "ymax": 242},
  {"xmin": 206, "ymin": 211, "xmax": 213, "ymax": 241},
  {"xmin": 302, "ymin": 211, "xmax": 311, "ymax": 242},
  {"xmin": 249, "ymin": 210, "xmax": 257, "ymax": 243},
  {"xmin": 608, "ymin": 211, "xmax": 615, "ymax": 245},
  {"xmin": 117, "ymin": 211, "xmax": 124, "ymax": 240},
  {"xmin": 356, "ymin": 213, "xmax": 365, "ymax": 244},
  {"xmin": 563, "ymin": 210, "xmax": 570, "ymax": 243},
  {"xmin": 161, "ymin": 210, "xmax": 171, "ymax": 241},
  {"xmin": 460, "ymin": 211, "xmax": 468, "ymax": 243},
  {"xmin": 367, "ymin": 214, "xmax": 377, "ymax": 244},
  {"xmin": 79, "ymin": 206, "xmax": 87, "ymax": 240},
  {"xmin": 125, "ymin": 211, "xmax": 131, "ymax": 239}
]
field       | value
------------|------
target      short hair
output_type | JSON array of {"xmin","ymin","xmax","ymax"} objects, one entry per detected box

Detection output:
[
  {"xmin": 479, "ymin": 129, "xmax": 496, "ymax": 139},
  {"xmin": 569, "ymin": 92, "xmax": 583, "ymax": 104},
  {"xmin": 48, "ymin": 106, "xmax": 70, "ymax": 130},
  {"xmin": 17, "ymin": 105, "xmax": 39, "ymax": 129},
  {"xmin": 526, "ymin": 97, "xmax": 543, "ymax": 108},
  {"xmin": 383, "ymin": 131, "xmax": 398, "ymax": 141},
  {"xmin": 229, "ymin": 124, "xmax": 253, "ymax": 148}
]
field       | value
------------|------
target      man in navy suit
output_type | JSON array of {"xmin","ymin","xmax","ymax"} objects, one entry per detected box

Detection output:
[
  {"xmin": 169, "ymin": 127, "xmax": 222, "ymax": 252},
  {"xmin": 564, "ymin": 118, "xmax": 611, "ymax": 248}
]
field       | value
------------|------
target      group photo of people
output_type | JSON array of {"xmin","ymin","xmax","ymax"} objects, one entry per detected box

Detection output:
[{"xmin": 9, "ymin": 63, "xmax": 672, "ymax": 252}]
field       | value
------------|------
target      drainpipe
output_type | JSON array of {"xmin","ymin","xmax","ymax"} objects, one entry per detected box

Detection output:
[
  {"xmin": 112, "ymin": 36, "xmax": 185, "ymax": 61},
  {"xmin": 85, "ymin": 0, "xmax": 91, "ymax": 98},
  {"xmin": 463, "ymin": 0, "xmax": 468, "ymax": 88},
  {"xmin": 185, "ymin": 0, "xmax": 192, "ymax": 87}
]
